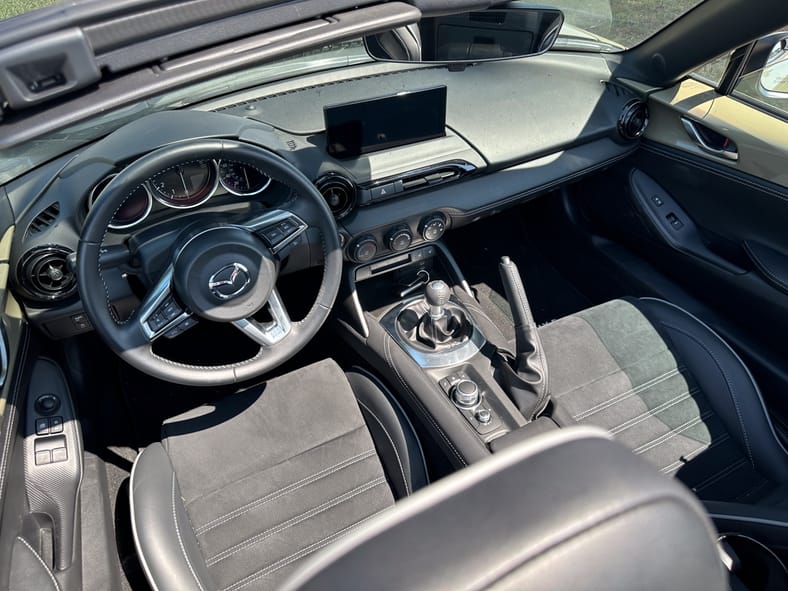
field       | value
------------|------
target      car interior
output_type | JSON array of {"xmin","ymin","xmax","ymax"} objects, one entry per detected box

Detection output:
[{"xmin": 0, "ymin": 0, "xmax": 787, "ymax": 590}]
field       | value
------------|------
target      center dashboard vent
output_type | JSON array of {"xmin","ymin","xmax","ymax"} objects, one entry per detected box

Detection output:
[
  {"xmin": 18, "ymin": 245, "xmax": 77, "ymax": 302},
  {"xmin": 315, "ymin": 174, "xmax": 357, "ymax": 220},
  {"xmin": 618, "ymin": 99, "xmax": 649, "ymax": 140}
]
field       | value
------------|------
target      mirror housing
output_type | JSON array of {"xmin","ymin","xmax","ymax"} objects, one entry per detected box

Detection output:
[
  {"xmin": 365, "ymin": 3, "xmax": 564, "ymax": 64},
  {"xmin": 759, "ymin": 37, "xmax": 788, "ymax": 98}
]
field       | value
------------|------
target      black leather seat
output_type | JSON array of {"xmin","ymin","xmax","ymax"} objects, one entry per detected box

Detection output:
[
  {"xmin": 536, "ymin": 297, "xmax": 788, "ymax": 505},
  {"xmin": 130, "ymin": 359, "xmax": 427, "ymax": 591},
  {"xmin": 131, "ymin": 369, "xmax": 728, "ymax": 591}
]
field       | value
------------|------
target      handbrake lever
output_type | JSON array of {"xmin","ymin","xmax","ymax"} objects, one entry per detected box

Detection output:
[{"xmin": 497, "ymin": 256, "xmax": 550, "ymax": 420}]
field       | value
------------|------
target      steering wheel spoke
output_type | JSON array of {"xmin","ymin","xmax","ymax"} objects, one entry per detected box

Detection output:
[
  {"xmin": 232, "ymin": 288, "xmax": 292, "ymax": 347},
  {"xmin": 137, "ymin": 266, "xmax": 197, "ymax": 342},
  {"xmin": 241, "ymin": 209, "xmax": 308, "ymax": 259}
]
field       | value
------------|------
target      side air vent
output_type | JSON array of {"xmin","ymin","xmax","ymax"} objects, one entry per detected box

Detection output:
[
  {"xmin": 18, "ymin": 246, "xmax": 77, "ymax": 302},
  {"xmin": 618, "ymin": 99, "xmax": 649, "ymax": 140},
  {"xmin": 315, "ymin": 174, "xmax": 357, "ymax": 220},
  {"xmin": 26, "ymin": 202, "xmax": 61, "ymax": 236}
]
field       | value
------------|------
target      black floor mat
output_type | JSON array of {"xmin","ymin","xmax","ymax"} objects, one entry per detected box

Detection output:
[{"xmin": 445, "ymin": 208, "xmax": 593, "ymax": 327}]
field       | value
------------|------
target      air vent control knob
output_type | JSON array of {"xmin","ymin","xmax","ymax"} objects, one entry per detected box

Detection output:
[
  {"xmin": 351, "ymin": 236, "xmax": 378, "ymax": 263},
  {"xmin": 387, "ymin": 226, "xmax": 413, "ymax": 252},
  {"xmin": 420, "ymin": 214, "xmax": 447, "ymax": 241}
]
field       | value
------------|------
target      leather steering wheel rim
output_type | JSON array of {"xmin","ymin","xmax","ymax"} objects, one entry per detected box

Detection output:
[{"xmin": 77, "ymin": 138, "xmax": 342, "ymax": 386}]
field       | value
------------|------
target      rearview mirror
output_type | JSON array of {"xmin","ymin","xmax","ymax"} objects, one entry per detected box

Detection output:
[
  {"xmin": 759, "ymin": 38, "xmax": 788, "ymax": 98},
  {"xmin": 365, "ymin": 4, "xmax": 564, "ymax": 64}
]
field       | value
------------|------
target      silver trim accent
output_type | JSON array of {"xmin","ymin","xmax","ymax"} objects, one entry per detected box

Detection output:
[
  {"xmin": 380, "ymin": 296, "xmax": 485, "ymax": 368},
  {"xmin": 680, "ymin": 117, "xmax": 739, "ymax": 161},
  {"xmin": 240, "ymin": 209, "xmax": 308, "ymax": 255},
  {"xmin": 89, "ymin": 174, "xmax": 154, "ymax": 230},
  {"xmin": 217, "ymin": 159, "xmax": 272, "ymax": 196},
  {"xmin": 137, "ymin": 267, "xmax": 192, "ymax": 341},
  {"xmin": 149, "ymin": 160, "xmax": 220, "ymax": 209},
  {"xmin": 0, "ymin": 323, "xmax": 8, "ymax": 388},
  {"xmin": 232, "ymin": 289, "xmax": 292, "ymax": 346}
]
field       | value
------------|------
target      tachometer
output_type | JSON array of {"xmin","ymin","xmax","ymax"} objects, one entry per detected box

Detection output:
[
  {"xmin": 89, "ymin": 174, "xmax": 152, "ymax": 229},
  {"xmin": 150, "ymin": 161, "xmax": 218, "ymax": 208},
  {"xmin": 218, "ymin": 160, "xmax": 272, "ymax": 196}
]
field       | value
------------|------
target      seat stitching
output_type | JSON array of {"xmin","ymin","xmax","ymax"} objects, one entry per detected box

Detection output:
[
  {"xmin": 691, "ymin": 458, "xmax": 748, "ymax": 493},
  {"xmin": 206, "ymin": 476, "xmax": 386, "ymax": 566},
  {"xmin": 356, "ymin": 400, "xmax": 410, "ymax": 496},
  {"xmin": 659, "ymin": 433, "xmax": 730, "ymax": 474},
  {"xmin": 572, "ymin": 366, "xmax": 686, "ymax": 420},
  {"xmin": 172, "ymin": 474, "xmax": 206, "ymax": 591},
  {"xmin": 194, "ymin": 449, "xmax": 377, "ymax": 535},
  {"xmin": 183, "ymin": 424, "xmax": 367, "ymax": 505},
  {"xmin": 633, "ymin": 410, "xmax": 714, "ymax": 455},
  {"xmin": 734, "ymin": 478, "xmax": 772, "ymax": 502},
  {"xmin": 16, "ymin": 537, "xmax": 61, "ymax": 591},
  {"xmin": 660, "ymin": 322, "xmax": 755, "ymax": 469},
  {"xmin": 222, "ymin": 512, "xmax": 381, "ymax": 591},
  {"xmin": 383, "ymin": 334, "xmax": 468, "ymax": 466},
  {"xmin": 608, "ymin": 388, "xmax": 699, "ymax": 435}
]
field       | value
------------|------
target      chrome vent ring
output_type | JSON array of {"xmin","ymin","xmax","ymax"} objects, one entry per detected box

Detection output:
[
  {"xmin": 618, "ymin": 99, "xmax": 649, "ymax": 140},
  {"xmin": 18, "ymin": 246, "xmax": 77, "ymax": 302},
  {"xmin": 315, "ymin": 174, "xmax": 357, "ymax": 220}
]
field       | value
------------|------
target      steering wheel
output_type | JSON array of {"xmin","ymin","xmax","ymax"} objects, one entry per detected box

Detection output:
[{"xmin": 77, "ymin": 139, "xmax": 342, "ymax": 386}]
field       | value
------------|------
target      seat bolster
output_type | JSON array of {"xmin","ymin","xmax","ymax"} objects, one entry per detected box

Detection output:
[
  {"xmin": 280, "ymin": 427, "xmax": 728, "ymax": 591},
  {"xmin": 636, "ymin": 298, "xmax": 788, "ymax": 483},
  {"xmin": 346, "ymin": 368, "xmax": 428, "ymax": 498},
  {"xmin": 130, "ymin": 443, "xmax": 215, "ymax": 591}
]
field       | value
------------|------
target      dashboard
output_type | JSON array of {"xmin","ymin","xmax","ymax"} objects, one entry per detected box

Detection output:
[{"xmin": 1, "ymin": 52, "xmax": 646, "ymax": 339}]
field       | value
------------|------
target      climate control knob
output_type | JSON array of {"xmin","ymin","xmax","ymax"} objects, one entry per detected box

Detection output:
[
  {"xmin": 387, "ymin": 227, "xmax": 413, "ymax": 252},
  {"xmin": 351, "ymin": 236, "xmax": 378, "ymax": 263},
  {"xmin": 420, "ymin": 214, "xmax": 447, "ymax": 242}
]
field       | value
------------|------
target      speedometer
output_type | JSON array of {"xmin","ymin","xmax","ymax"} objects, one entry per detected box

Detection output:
[
  {"xmin": 218, "ymin": 160, "xmax": 272, "ymax": 196},
  {"xmin": 150, "ymin": 161, "xmax": 218, "ymax": 208}
]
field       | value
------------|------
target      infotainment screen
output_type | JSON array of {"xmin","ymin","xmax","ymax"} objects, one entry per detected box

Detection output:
[{"xmin": 324, "ymin": 86, "xmax": 447, "ymax": 159}]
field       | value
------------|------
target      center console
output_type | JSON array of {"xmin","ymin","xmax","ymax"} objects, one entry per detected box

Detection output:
[{"xmin": 337, "ymin": 241, "xmax": 538, "ymax": 466}]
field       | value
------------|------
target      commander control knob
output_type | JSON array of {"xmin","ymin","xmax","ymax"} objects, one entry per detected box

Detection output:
[
  {"xmin": 452, "ymin": 379, "xmax": 481, "ymax": 409},
  {"xmin": 420, "ymin": 214, "xmax": 446, "ymax": 242},
  {"xmin": 352, "ymin": 235, "xmax": 378, "ymax": 263},
  {"xmin": 387, "ymin": 226, "xmax": 413, "ymax": 252}
]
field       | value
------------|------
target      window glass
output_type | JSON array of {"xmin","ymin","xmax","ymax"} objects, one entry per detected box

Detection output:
[{"xmin": 732, "ymin": 38, "xmax": 788, "ymax": 119}]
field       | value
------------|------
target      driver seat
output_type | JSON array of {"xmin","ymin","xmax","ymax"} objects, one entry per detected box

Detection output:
[{"xmin": 130, "ymin": 359, "xmax": 427, "ymax": 591}]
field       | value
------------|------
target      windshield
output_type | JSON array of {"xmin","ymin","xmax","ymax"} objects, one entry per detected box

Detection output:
[{"xmin": 553, "ymin": 0, "xmax": 705, "ymax": 50}]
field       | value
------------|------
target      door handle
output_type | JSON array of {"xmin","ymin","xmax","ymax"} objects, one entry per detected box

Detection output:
[{"xmin": 680, "ymin": 117, "xmax": 739, "ymax": 161}]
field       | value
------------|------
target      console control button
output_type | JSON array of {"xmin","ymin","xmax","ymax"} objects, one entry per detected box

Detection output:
[
  {"xmin": 452, "ymin": 379, "xmax": 480, "ymax": 409},
  {"xmin": 420, "ymin": 214, "xmax": 447, "ymax": 242},
  {"xmin": 35, "ymin": 417, "xmax": 50, "ymax": 435},
  {"xmin": 50, "ymin": 416, "xmax": 64, "ymax": 434},
  {"xmin": 351, "ymin": 236, "xmax": 378, "ymax": 263},
  {"xmin": 387, "ymin": 227, "xmax": 413, "ymax": 252},
  {"xmin": 475, "ymin": 408, "xmax": 492, "ymax": 424}
]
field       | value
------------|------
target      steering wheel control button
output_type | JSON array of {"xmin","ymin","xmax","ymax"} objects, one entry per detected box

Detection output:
[
  {"xmin": 420, "ymin": 214, "xmax": 447, "ymax": 241},
  {"xmin": 387, "ymin": 227, "xmax": 413, "ymax": 252},
  {"xmin": 35, "ymin": 393, "xmax": 61, "ymax": 415},
  {"xmin": 475, "ymin": 408, "xmax": 492, "ymax": 424},
  {"xmin": 352, "ymin": 236, "xmax": 378, "ymax": 263},
  {"xmin": 35, "ymin": 417, "xmax": 50, "ymax": 435},
  {"xmin": 452, "ymin": 379, "xmax": 481, "ymax": 409},
  {"xmin": 164, "ymin": 316, "xmax": 198, "ymax": 339}
]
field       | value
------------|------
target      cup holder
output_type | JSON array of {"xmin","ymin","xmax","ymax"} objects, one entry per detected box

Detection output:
[{"xmin": 719, "ymin": 533, "xmax": 787, "ymax": 591}]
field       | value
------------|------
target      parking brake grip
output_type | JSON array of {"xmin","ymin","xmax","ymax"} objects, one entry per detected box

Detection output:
[{"xmin": 496, "ymin": 256, "xmax": 550, "ymax": 421}]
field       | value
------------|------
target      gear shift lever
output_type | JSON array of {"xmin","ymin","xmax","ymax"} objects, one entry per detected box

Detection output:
[
  {"xmin": 496, "ymin": 256, "xmax": 550, "ymax": 420},
  {"xmin": 425, "ymin": 280, "xmax": 451, "ymax": 319}
]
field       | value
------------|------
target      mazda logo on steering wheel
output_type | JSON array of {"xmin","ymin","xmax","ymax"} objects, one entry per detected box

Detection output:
[{"xmin": 208, "ymin": 262, "xmax": 252, "ymax": 300}]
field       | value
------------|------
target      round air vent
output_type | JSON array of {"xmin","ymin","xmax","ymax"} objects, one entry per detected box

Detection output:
[
  {"xmin": 618, "ymin": 99, "xmax": 649, "ymax": 140},
  {"xmin": 315, "ymin": 174, "xmax": 357, "ymax": 220},
  {"xmin": 18, "ymin": 246, "xmax": 77, "ymax": 302}
]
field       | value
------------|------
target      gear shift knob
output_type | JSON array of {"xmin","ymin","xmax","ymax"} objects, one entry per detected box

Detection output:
[{"xmin": 425, "ymin": 280, "xmax": 451, "ymax": 318}]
